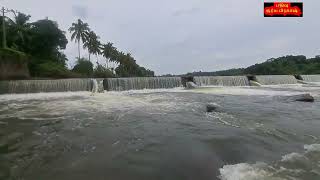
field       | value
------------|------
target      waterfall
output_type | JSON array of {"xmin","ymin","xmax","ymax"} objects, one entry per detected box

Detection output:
[
  {"xmin": 91, "ymin": 79, "xmax": 104, "ymax": 93},
  {"xmin": 0, "ymin": 79, "xmax": 92, "ymax": 94},
  {"xmin": 193, "ymin": 76, "xmax": 250, "ymax": 86},
  {"xmin": 301, "ymin": 75, "xmax": 320, "ymax": 82},
  {"xmin": 105, "ymin": 77, "xmax": 182, "ymax": 91},
  {"xmin": 255, "ymin": 75, "xmax": 298, "ymax": 85},
  {"xmin": 91, "ymin": 79, "xmax": 98, "ymax": 93}
]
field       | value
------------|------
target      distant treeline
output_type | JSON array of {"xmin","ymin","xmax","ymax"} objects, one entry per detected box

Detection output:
[
  {"xmin": 186, "ymin": 55, "xmax": 320, "ymax": 76},
  {"xmin": 0, "ymin": 10, "xmax": 154, "ymax": 79}
]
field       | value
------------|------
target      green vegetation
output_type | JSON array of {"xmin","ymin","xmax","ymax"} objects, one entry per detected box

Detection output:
[
  {"xmin": 187, "ymin": 55, "xmax": 320, "ymax": 76},
  {"xmin": 72, "ymin": 58, "xmax": 94, "ymax": 77},
  {"xmin": 0, "ymin": 9, "xmax": 154, "ymax": 79},
  {"xmin": 0, "ymin": 48, "xmax": 27, "ymax": 63}
]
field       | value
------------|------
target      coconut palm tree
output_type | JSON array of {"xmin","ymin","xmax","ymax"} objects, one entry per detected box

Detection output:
[
  {"xmin": 8, "ymin": 12, "xmax": 31, "ymax": 48},
  {"xmin": 68, "ymin": 19, "xmax": 90, "ymax": 60},
  {"xmin": 83, "ymin": 31, "xmax": 101, "ymax": 62},
  {"xmin": 102, "ymin": 42, "xmax": 118, "ymax": 68}
]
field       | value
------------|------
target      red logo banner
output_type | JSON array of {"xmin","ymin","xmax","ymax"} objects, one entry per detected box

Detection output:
[{"xmin": 264, "ymin": 2, "xmax": 303, "ymax": 17}]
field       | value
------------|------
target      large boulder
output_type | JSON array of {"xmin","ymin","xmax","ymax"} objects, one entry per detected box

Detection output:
[
  {"xmin": 185, "ymin": 82, "xmax": 198, "ymax": 89},
  {"xmin": 282, "ymin": 93, "xmax": 315, "ymax": 102},
  {"xmin": 206, "ymin": 103, "xmax": 220, "ymax": 112}
]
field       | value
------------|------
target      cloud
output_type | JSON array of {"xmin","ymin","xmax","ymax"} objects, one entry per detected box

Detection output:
[
  {"xmin": 72, "ymin": 5, "xmax": 88, "ymax": 19},
  {"xmin": 2, "ymin": 0, "xmax": 320, "ymax": 75},
  {"xmin": 172, "ymin": 7, "xmax": 201, "ymax": 17}
]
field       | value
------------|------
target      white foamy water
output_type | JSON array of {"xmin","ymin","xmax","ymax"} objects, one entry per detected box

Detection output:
[
  {"xmin": 0, "ymin": 89, "xmax": 190, "ymax": 122},
  {"xmin": 0, "ymin": 91, "xmax": 91, "ymax": 101},
  {"xmin": 190, "ymin": 86, "xmax": 304, "ymax": 96},
  {"xmin": 219, "ymin": 163, "xmax": 271, "ymax": 180},
  {"xmin": 304, "ymin": 144, "xmax": 320, "ymax": 153},
  {"xmin": 219, "ymin": 144, "xmax": 320, "ymax": 180}
]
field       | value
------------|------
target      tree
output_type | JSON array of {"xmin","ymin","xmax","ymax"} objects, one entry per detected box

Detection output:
[
  {"xmin": 9, "ymin": 12, "xmax": 31, "ymax": 50},
  {"xmin": 102, "ymin": 42, "xmax": 118, "ymax": 68},
  {"xmin": 24, "ymin": 19, "xmax": 68, "ymax": 75},
  {"xmin": 72, "ymin": 58, "xmax": 93, "ymax": 77},
  {"xmin": 83, "ymin": 31, "xmax": 101, "ymax": 62},
  {"xmin": 93, "ymin": 63, "xmax": 114, "ymax": 78},
  {"xmin": 69, "ymin": 19, "xmax": 90, "ymax": 60},
  {"xmin": 29, "ymin": 19, "xmax": 68, "ymax": 56}
]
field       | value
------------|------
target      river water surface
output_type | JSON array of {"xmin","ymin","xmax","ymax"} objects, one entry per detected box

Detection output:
[{"xmin": 1, "ymin": 85, "xmax": 320, "ymax": 180}]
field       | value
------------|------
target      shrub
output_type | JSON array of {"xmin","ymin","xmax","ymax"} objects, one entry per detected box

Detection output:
[
  {"xmin": 34, "ymin": 62, "xmax": 74, "ymax": 78},
  {"xmin": 72, "ymin": 58, "xmax": 93, "ymax": 77},
  {"xmin": 93, "ymin": 64, "xmax": 114, "ymax": 78}
]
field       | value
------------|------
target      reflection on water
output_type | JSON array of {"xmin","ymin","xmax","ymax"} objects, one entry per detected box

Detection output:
[{"xmin": 0, "ymin": 85, "xmax": 320, "ymax": 180}]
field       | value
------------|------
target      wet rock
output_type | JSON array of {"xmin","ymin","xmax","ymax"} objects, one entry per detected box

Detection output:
[
  {"xmin": 249, "ymin": 80, "xmax": 262, "ymax": 87},
  {"xmin": 206, "ymin": 104, "xmax": 219, "ymax": 112},
  {"xmin": 185, "ymin": 82, "xmax": 198, "ymax": 89},
  {"xmin": 284, "ymin": 94, "xmax": 315, "ymax": 102}
]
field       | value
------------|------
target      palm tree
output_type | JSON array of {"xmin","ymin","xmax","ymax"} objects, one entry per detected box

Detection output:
[
  {"xmin": 68, "ymin": 19, "xmax": 90, "ymax": 60},
  {"xmin": 9, "ymin": 12, "xmax": 32, "ymax": 50},
  {"xmin": 102, "ymin": 42, "xmax": 118, "ymax": 68},
  {"xmin": 83, "ymin": 31, "xmax": 101, "ymax": 62}
]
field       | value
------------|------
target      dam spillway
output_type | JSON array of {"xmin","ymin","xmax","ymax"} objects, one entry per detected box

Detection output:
[
  {"xmin": 300, "ymin": 75, "xmax": 320, "ymax": 82},
  {"xmin": 254, "ymin": 75, "xmax": 298, "ymax": 85},
  {"xmin": 1, "ymin": 75, "xmax": 320, "ymax": 94},
  {"xmin": 194, "ymin": 76, "xmax": 250, "ymax": 86},
  {"xmin": 105, "ymin": 77, "xmax": 182, "ymax": 91},
  {"xmin": 0, "ymin": 79, "xmax": 92, "ymax": 94}
]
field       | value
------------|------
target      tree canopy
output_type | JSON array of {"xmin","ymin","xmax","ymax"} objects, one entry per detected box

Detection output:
[
  {"xmin": 186, "ymin": 55, "xmax": 320, "ymax": 76},
  {"xmin": 1, "ymin": 10, "xmax": 155, "ymax": 79}
]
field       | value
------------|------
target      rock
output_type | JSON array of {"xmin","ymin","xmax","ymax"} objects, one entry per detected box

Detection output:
[
  {"xmin": 249, "ymin": 80, "xmax": 262, "ymax": 87},
  {"xmin": 206, "ymin": 104, "xmax": 219, "ymax": 112},
  {"xmin": 297, "ymin": 80, "xmax": 309, "ymax": 84},
  {"xmin": 181, "ymin": 76, "xmax": 194, "ymax": 87},
  {"xmin": 284, "ymin": 93, "xmax": 315, "ymax": 102},
  {"xmin": 294, "ymin": 94, "xmax": 315, "ymax": 102},
  {"xmin": 185, "ymin": 82, "xmax": 198, "ymax": 89}
]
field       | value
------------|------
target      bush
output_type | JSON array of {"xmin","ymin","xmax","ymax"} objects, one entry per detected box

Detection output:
[
  {"xmin": 72, "ymin": 58, "xmax": 93, "ymax": 77},
  {"xmin": 93, "ymin": 64, "xmax": 115, "ymax": 78},
  {"xmin": 34, "ymin": 62, "xmax": 75, "ymax": 78},
  {"xmin": 0, "ymin": 48, "xmax": 28, "ymax": 63}
]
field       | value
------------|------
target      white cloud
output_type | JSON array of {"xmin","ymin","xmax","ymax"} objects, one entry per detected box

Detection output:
[{"xmin": 2, "ymin": 0, "xmax": 320, "ymax": 75}]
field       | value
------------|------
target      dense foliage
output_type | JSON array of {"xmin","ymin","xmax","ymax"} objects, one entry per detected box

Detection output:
[
  {"xmin": 1, "ymin": 10, "xmax": 154, "ymax": 79},
  {"xmin": 186, "ymin": 55, "xmax": 320, "ymax": 76},
  {"xmin": 72, "ymin": 58, "xmax": 94, "ymax": 77}
]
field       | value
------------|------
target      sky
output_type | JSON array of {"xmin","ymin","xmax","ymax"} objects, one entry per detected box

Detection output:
[{"xmin": 2, "ymin": 0, "xmax": 320, "ymax": 75}]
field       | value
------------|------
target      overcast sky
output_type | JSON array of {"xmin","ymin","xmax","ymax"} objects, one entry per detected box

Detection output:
[{"xmin": 2, "ymin": 0, "xmax": 320, "ymax": 75}]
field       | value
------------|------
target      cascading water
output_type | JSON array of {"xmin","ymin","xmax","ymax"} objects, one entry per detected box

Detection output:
[
  {"xmin": 255, "ymin": 75, "xmax": 298, "ymax": 85},
  {"xmin": 193, "ymin": 76, "xmax": 250, "ymax": 86},
  {"xmin": 0, "ymin": 79, "xmax": 92, "ymax": 94},
  {"xmin": 91, "ymin": 79, "xmax": 104, "ymax": 93},
  {"xmin": 301, "ymin": 75, "xmax": 320, "ymax": 82},
  {"xmin": 105, "ymin": 77, "xmax": 182, "ymax": 91},
  {"xmin": 91, "ymin": 79, "xmax": 99, "ymax": 93}
]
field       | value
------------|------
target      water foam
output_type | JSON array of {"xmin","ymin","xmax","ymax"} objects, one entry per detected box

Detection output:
[
  {"xmin": 219, "ymin": 144, "xmax": 320, "ymax": 180},
  {"xmin": 304, "ymin": 144, "xmax": 320, "ymax": 153},
  {"xmin": 219, "ymin": 163, "xmax": 271, "ymax": 180},
  {"xmin": 190, "ymin": 86, "xmax": 304, "ymax": 96}
]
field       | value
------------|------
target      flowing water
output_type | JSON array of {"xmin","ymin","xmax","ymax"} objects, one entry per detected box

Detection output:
[
  {"xmin": 0, "ymin": 85, "xmax": 320, "ymax": 180},
  {"xmin": 194, "ymin": 76, "xmax": 249, "ymax": 86},
  {"xmin": 301, "ymin": 75, "xmax": 320, "ymax": 82},
  {"xmin": 255, "ymin": 75, "xmax": 298, "ymax": 85},
  {"xmin": 106, "ymin": 77, "xmax": 182, "ymax": 91},
  {"xmin": 0, "ymin": 79, "xmax": 92, "ymax": 94}
]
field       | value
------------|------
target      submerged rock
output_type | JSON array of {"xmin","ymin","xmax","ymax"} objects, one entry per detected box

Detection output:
[
  {"xmin": 293, "ymin": 94, "xmax": 315, "ymax": 102},
  {"xmin": 185, "ymin": 82, "xmax": 198, "ymax": 89},
  {"xmin": 283, "ymin": 94, "xmax": 315, "ymax": 102},
  {"xmin": 206, "ymin": 104, "xmax": 219, "ymax": 112}
]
